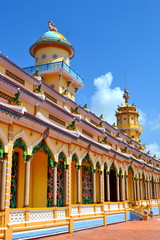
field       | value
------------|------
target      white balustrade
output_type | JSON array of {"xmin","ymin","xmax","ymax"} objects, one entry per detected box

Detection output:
[
  {"xmin": 10, "ymin": 211, "xmax": 25, "ymax": 223},
  {"xmin": 96, "ymin": 206, "xmax": 102, "ymax": 213},
  {"xmin": 81, "ymin": 206, "xmax": 94, "ymax": 215},
  {"xmin": 29, "ymin": 210, "xmax": 53, "ymax": 222},
  {"xmin": 110, "ymin": 203, "xmax": 119, "ymax": 210},
  {"xmin": 57, "ymin": 209, "xmax": 66, "ymax": 219},
  {"xmin": 104, "ymin": 203, "xmax": 109, "ymax": 211},
  {"xmin": 119, "ymin": 203, "xmax": 124, "ymax": 209},
  {"xmin": 71, "ymin": 206, "xmax": 79, "ymax": 216}
]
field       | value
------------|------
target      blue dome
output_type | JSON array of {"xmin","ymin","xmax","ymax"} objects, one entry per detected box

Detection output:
[{"xmin": 40, "ymin": 31, "xmax": 66, "ymax": 40}]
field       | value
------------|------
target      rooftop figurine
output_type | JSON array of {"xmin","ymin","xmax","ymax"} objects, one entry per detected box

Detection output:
[{"xmin": 48, "ymin": 20, "xmax": 58, "ymax": 32}]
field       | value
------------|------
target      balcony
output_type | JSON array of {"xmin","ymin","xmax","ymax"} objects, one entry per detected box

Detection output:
[{"xmin": 23, "ymin": 61, "xmax": 83, "ymax": 86}]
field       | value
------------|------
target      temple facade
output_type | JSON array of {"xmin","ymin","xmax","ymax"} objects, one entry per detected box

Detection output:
[{"xmin": 0, "ymin": 21, "xmax": 160, "ymax": 240}]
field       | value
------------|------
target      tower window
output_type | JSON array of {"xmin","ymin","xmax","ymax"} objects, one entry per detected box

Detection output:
[
  {"xmin": 42, "ymin": 54, "xmax": 46, "ymax": 59},
  {"xmin": 52, "ymin": 54, "xmax": 58, "ymax": 59}
]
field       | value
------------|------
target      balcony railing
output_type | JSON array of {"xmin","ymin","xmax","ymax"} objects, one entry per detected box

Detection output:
[{"xmin": 23, "ymin": 61, "xmax": 83, "ymax": 85}]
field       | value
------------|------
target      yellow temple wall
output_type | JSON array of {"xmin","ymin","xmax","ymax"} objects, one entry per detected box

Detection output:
[{"xmin": 35, "ymin": 46, "xmax": 70, "ymax": 66}]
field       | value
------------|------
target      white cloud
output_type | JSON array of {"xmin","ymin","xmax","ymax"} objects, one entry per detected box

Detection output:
[
  {"xmin": 146, "ymin": 142, "xmax": 160, "ymax": 158},
  {"xmin": 90, "ymin": 72, "xmax": 123, "ymax": 124},
  {"xmin": 138, "ymin": 109, "xmax": 147, "ymax": 126},
  {"xmin": 149, "ymin": 114, "xmax": 160, "ymax": 130}
]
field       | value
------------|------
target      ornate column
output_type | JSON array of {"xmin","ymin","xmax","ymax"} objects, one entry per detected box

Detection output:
[
  {"xmin": 125, "ymin": 175, "xmax": 129, "ymax": 200},
  {"xmin": 116, "ymin": 174, "xmax": 120, "ymax": 201},
  {"xmin": 93, "ymin": 170, "xmax": 96, "ymax": 203},
  {"xmin": 150, "ymin": 181, "xmax": 153, "ymax": 199},
  {"xmin": 0, "ymin": 153, "xmax": 7, "ymax": 210},
  {"xmin": 53, "ymin": 162, "xmax": 58, "ymax": 206},
  {"xmin": 99, "ymin": 171, "xmax": 103, "ymax": 203},
  {"xmin": 147, "ymin": 180, "xmax": 150, "ymax": 199},
  {"xmin": 156, "ymin": 182, "xmax": 158, "ymax": 199},
  {"xmin": 140, "ymin": 178, "xmax": 143, "ymax": 200},
  {"xmin": 64, "ymin": 165, "xmax": 69, "ymax": 205},
  {"xmin": 24, "ymin": 155, "xmax": 32, "ymax": 207},
  {"xmin": 120, "ymin": 174, "xmax": 125, "ymax": 201},
  {"xmin": 133, "ymin": 178, "xmax": 137, "ymax": 200},
  {"xmin": 136, "ymin": 178, "xmax": 140, "ymax": 200},
  {"xmin": 145, "ymin": 180, "xmax": 148, "ymax": 200},
  {"xmin": 106, "ymin": 172, "xmax": 110, "ymax": 201},
  {"xmin": 77, "ymin": 165, "xmax": 81, "ymax": 204}
]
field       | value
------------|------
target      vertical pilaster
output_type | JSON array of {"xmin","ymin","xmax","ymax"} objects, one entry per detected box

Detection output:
[
  {"xmin": 140, "ymin": 178, "xmax": 143, "ymax": 200},
  {"xmin": 24, "ymin": 155, "xmax": 32, "ymax": 207},
  {"xmin": 106, "ymin": 172, "xmax": 110, "ymax": 201},
  {"xmin": 133, "ymin": 178, "xmax": 137, "ymax": 200},
  {"xmin": 125, "ymin": 175, "xmax": 128, "ymax": 200},
  {"xmin": 99, "ymin": 171, "xmax": 103, "ymax": 203},
  {"xmin": 53, "ymin": 162, "xmax": 57, "ymax": 206},
  {"xmin": 136, "ymin": 178, "xmax": 140, "ymax": 200},
  {"xmin": 145, "ymin": 181, "xmax": 148, "ymax": 200},
  {"xmin": 77, "ymin": 166, "xmax": 81, "ymax": 204},
  {"xmin": 64, "ymin": 165, "xmax": 69, "ymax": 205},
  {"xmin": 0, "ymin": 153, "xmax": 7, "ymax": 210},
  {"xmin": 116, "ymin": 174, "xmax": 120, "ymax": 202},
  {"xmin": 120, "ymin": 175, "xmax": 125, "ymax": 201},
  {"xmin": 147, "ymin": 181, "xmax": 150, "ymax": 199},
  {"xmin": 93, "ymin": 170, "xmax": 96, "ymax": 203}
]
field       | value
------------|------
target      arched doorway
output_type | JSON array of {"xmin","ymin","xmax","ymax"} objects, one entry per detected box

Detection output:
[
  {"xmin": 128, "ymin": 166, "xmax": 134, "ymax": 203},
  {"xmin": 30, "ymin": 140, "xmax": 54, "ymax": 208},
  {"xmin": 109, "ymin": 164, "xmax": 117, "ymax": 202},
  {"xmin": 82, "ymin": 154, "xmax": 93, "ymax": 204},
  {"xmin": 10, "ymin": 138, "xmax": 26, "ymax": 208}
]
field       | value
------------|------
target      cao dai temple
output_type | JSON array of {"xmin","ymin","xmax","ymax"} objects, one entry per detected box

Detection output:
[{"xmin": 0, "ymin": 21, "xmax": 160, "ymax": 240}]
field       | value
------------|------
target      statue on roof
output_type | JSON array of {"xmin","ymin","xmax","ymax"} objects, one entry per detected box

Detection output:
[
  {"xmin": 48, "ymin": 20, "xmax": 58, "ymax": 32},
  {"xmin": 123, "ymin": 88, "xmax": 130, "ymax": 104}
]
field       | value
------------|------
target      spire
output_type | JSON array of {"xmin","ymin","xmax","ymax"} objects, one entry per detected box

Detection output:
[{"xmin": 123, "ymin": 88, "xmax": 130, "ymax": 104}]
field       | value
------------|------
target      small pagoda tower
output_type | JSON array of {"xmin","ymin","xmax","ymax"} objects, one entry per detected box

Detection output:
[
  {"xmin": 115, "ymin": 89, "xmax": 142, "ymax": 142},
  {"xmin": 27, "ymin": 21, "xmax": 83, "ymax": 101}
]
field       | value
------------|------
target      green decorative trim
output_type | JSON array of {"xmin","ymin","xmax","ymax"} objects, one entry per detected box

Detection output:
[
  {"xmin": 32, "ymin": 140, "xmax": 54, "ymax": 207},
  {"xmin": 66, "ymin": 119, "xmax": 77, "ymax": 131},
  {"xmin": 0, "ymin": 140, "xmax": 4, "ymax": 160},
  {"xmin": 14, "ymin": 138, "xmax": 27, "ymax": 160},
  {"xmin": 82, "ymin": 154, "xmax": 93, "ymax": 167},
  {"xmin": 72, "ymin": 153, "xmax": 78, "ymax": 169}
]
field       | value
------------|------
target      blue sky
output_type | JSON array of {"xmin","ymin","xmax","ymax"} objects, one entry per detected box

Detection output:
[{"xmin": 1, "ymin": 0, "xmax": 160, "ymax": 156}]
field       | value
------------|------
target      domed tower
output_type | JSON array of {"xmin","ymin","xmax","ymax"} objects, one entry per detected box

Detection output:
[
  {"xmin": 115, "ymin": 89, "xmax": 142, "ymax": 142},
  {"xmin": 24, "ymin": 21, "xmax": 83, "ymax": 101}
]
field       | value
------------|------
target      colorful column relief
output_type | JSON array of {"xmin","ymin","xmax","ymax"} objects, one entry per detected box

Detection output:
[
  {"xmin": 10, "ymin": 152, "xmax": 18, "ymax": 208},
  {"xmin": 82, "ymin": 155, "xmax": 93, "ymax": 204}
]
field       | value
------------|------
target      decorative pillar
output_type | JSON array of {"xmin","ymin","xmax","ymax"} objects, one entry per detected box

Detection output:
[
  {"xmin": 93, "ymin": 170, "xmax": 96, "ymax": 203},
  {"xmin": 125, "ymin": 175, "xmax": 129, "ymax": 200},
  {"xmin": 24, "ymin": 155, "xmax": 32, "ymax": 207},
  {"xmin": 147, "ymin": 180, "xmax": 150, "ymax": 199},
  {"xmin": 64, "ymin": 165, "xmax": 69, "ymax": 205},
  {"xmin": 156, "ymin": 182, "xmax": 158, "ymax": 199},
  {"xmin": 140, "ymin": 178, "xmax": 143, "ymax": 200},
  {"xmin": 150, "ymin": 181, "xmax": 153, "ymax": 199},
  {"xmin": 136, "ymin": 178, "xmax": 140, "ymax": 200},
  {"xmin": 53, "ymin": 162, "xmax": 57, "ymax": 206},
  {"xmin": 133, "ymin": 178, "xmax": 137, "ymax": 200},
  {"xmin": 0, "ymin": 153, "xmax": 8, "ymax": 210},
  {"xmin": 116, "ymin": 174, "xmax": 120, "ymax": 201},
  {"xmin": 106, "ymin": 172, "xmax": 110, "ymax": 201},
  {"xmin": 99, "ymin": 171, "xmax": 103, "ymax": 203},
  {"xmin": 145, "ymin": 180, "xmax": 148, "ymax": 200},
  {"xmin": 121, "ymin": 175, "xmax": 125, "ymax": 201},
  {"xmin": 77, "ymin": 165, "xmax": 81, "ymax": 204}
]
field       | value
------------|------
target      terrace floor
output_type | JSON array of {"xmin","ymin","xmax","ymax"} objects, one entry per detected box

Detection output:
[{"xmin": 40, "ymin": 216, "xmax": 160, "ymax": 240}]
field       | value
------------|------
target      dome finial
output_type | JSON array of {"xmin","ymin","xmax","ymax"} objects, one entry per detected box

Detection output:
[
  {"xmin": 123, "ymin": 88, "xmax": 130, "ymax": 104},
  {"xmin": 48, "ymin": 20, "xmax": 58, "ymax": 32}
]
